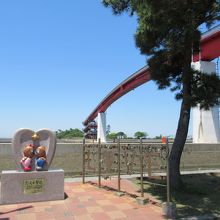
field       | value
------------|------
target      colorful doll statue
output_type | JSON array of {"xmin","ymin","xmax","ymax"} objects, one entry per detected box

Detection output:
[
  {"xmin": 20, "ymin": 144, "xmax": 34, "ymax": 171},
  {"xmin": 35, "ymin": 145, "xmax": 47, "ymax": 171}
]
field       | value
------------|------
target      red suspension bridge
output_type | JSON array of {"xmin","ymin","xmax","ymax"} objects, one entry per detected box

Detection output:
[{"xmin": 83, "ymin": 25, "xmax": 220, "ymax": 141}]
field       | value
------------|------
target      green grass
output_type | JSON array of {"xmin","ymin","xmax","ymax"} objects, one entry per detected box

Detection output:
[{"xmin": 133, "ymin": 174, "xmax": 220, "ymax": 219}]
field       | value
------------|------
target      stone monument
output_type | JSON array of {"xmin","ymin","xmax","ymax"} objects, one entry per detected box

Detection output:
[{"xmin": 0, "ymin": 128, "xmax": 64, "ymax": 204}]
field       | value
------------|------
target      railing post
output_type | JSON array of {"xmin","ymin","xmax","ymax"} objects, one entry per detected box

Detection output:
[
  {"xmin": 162, "ymin": 137, "xmax": 176, "ymax": 218},
  {"xmin": 98, "ymin": 138, "xmax": 101, "ymax": 188},
  {"xmin": 147, "ymin": 152, "xmax": 152, "ymax": 178},
  {"xmin": 136, "ymin": 138, "xmax": 148, "ymax": 205},
  {"xmin": 117, "ymin": 139, "xmax": 121, "ymax": 192},
  {"xmin": 82, "ymin": 138, "xmax": 85, "ymax": 184},
  {"xmin": 140, "ymin": 138, "xmax": 144, "ymax": 197},
  {"xmin": 166, "ymin": 138, "xmax": 170, "ymax": 203}
]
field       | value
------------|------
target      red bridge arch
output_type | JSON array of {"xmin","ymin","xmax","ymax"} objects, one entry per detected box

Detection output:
[{"xmin": 83, "ymin": 25, "xmax": 220, "ymax": 130}]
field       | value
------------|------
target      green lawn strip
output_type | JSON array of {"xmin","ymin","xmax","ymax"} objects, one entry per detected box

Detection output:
[{"xmin": 132, "ymin": 174, "xmax": 220, "ymax": 218}]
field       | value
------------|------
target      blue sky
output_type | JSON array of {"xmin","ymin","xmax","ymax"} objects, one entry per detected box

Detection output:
[{"xmin": 0, "ymin": 0, "xmax": 217, "ymax": 138}]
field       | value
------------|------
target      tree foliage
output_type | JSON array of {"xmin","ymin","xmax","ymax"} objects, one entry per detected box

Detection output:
[
  {"xmin": 102, "ymin": 0, "xmax": 220, "ymax": 107},
  {"xmin": 154, "ymin": 134, "xmax": 162, "ymax": 139},
  {"xmin": 102, "ymin": 0, "xmax": 220, "ymax": 189},
  {"xmin": 56, "ymin": 128, "xmax": 84, "ymax": 139},
  {"xmin": 134, "ymin": 131, "xmax": 148, "ymax": 139},
  {"xmin": 117, "ymin": 131, "xmax": 127, "ymax": 139},
  {"xmin": 107, "ymin": 132, "xmax": 118, "ymax": 140},
  {"xmin": 107, "ymin": 131, "xmax": 127, "ymax": 139}
]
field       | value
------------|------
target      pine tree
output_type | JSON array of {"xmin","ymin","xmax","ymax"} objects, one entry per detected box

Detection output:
[{"xmin": 102, "ymin": 0, "xmax": 220, "ymax": 189}]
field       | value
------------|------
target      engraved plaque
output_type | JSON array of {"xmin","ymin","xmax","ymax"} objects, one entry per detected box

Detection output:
[{"xmin": 23, "ymin": 178, "xmax": 45, "ymax": 194}]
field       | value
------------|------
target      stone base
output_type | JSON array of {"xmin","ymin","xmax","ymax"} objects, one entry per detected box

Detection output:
[
  {"xmin": 162, "ymin": 202, "xmax": 176, "ymax": 219},
  {"xmin": 115, "ymin": 191, "xmax": 125, "ymax": 197},
  {"xmin": 136, "ymin": 197, "xmax": 149, "ymax": 205},
  {"xmin": 1, "ymin": 169, "xmax": 64, "ymax": 204}
]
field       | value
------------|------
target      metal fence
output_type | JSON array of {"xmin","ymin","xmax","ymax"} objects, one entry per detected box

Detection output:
[{"xmin": 82, "ymin": 139, "xmax": 169, "ymax": 197}]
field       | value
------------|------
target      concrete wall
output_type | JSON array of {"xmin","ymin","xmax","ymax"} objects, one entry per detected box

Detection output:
[
  {"xmin": 0, "ymin": 143, "xmax": 220, "ymax": 176},
  {"xmin": 0, "ymin": 143, "xmax": 83, "ymax": 176}
]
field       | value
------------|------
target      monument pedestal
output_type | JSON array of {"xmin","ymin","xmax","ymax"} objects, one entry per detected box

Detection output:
[{"xmin": 0, "ymin": 169, "xmax": 64, "ymax": 204}]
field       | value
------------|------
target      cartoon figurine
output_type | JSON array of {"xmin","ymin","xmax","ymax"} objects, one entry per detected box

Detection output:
[
  {"xmin": 35, "ymin": 145, "xmax": 47, "ymax": 171},
  {"xmin": 20, "ymin": 144, "xmax": 34, "ymax": 171}
]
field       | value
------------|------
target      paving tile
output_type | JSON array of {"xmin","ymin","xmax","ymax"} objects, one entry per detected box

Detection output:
[
  {"xmin": 0, "ymin": 213, "xmax": 16, "ymax": 220},
  {"xmin": 106, "ymin": 210, "xmax": 127, "ymax": 219},
  {"xmin": 78, "ymin": 195, "xmax": 93, "ymax": 202},
  {"xmin": 102, "ymin": 205, "xmax": 119, "ymax": 212},
  {"xmin": 0, "ymin": 204, "xmax": 18, "ymax": 210},
  {"xmin": 90, "ymin": 212, "xmax": 112, "ymax": 220},
  {"xmin": 80, "ymin": 201, "xmax": 97, "ymax": 207},
  {"xmin": 86, "ymin": 206, "xmax": 104, "ymax": 213},
  {"xmin": 95, "ymin": 199, "xmax": 113, "ymax": 206},
  {"xmin": 68, "ymin": 207, "xmax": 85, "ymax": 215},
  {"xmin": 35, "ymin": 211, "xmax": 55, "ymax": 219},
  {"xmin": 0, "ymin": 179, "xmax": 164, "ymax": 220},
  {"xmin": 117, "ymin": 203, "xmax": 134, "ymax": 210},
  {"xmin": 51, "ymin": 204, "xmax": 68, "ymax": 212},
  {"xmin": 149, "ymin": 204, "xmax": 163, "ymax": 213},
  {"xmin": 16, "ymin": 213, "xmax": 37, "ymax": 220},
  {"xmin": 49, "ymin": 200, "xmax": 65, "ymax": 205},
  {"xmin": 34, "ymin": 205, "xmax": 52, "ymax": 212},
  {"xmin": 52, "ymin": 210, "xmax": 74, "ymax": 219},
  {"xmin": 0, "ymin": 216, "xmax": 14, "ymax": 220},
  {"xmin": 74, "ymin": 214, "xmax": 93, "ymax": 220},
  {"xmin": 72, "ymin": 188, "xmax": 86, "ymax": 193}
]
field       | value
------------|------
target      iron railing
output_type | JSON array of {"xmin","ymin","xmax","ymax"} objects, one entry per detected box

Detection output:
[{"xmin": 82, "ymin": 138, "xmax": 169, "ymax": 198}]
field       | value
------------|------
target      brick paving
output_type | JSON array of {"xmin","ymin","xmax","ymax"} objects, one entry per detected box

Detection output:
[{"xmin": 0, "ymin": 178, "xmax": 164, "ymax": 220}]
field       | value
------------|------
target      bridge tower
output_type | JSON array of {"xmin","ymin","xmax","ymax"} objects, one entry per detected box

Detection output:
[
  {"xmin": 192, "ymin": 61, "xmax": 220, "ymax": 143},
  {"xmin": 97, "ymin": 112, "xmax": 107, "ymax": 143}
]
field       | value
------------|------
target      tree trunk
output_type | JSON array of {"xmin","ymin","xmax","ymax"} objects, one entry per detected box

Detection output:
[
  {"xmin": 169, "ymin": 100, "xmax": 191, "ymax": 189},
  {"xmin": 169, "ymin": 36, "xmax": 192, "ymax": 189}
]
